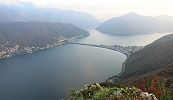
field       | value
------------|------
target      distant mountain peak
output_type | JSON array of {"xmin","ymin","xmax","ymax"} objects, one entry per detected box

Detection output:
[
  {"xmin": 0, "ymin": 4, "xmax": 99, "ymax": 29},
  {"xmin": 96, "ymin": 12, "xmax": 173, "ymax": 36},
  {"xmin": 122, "ymin": 12, "xmax": 141, "ymax": 17}
]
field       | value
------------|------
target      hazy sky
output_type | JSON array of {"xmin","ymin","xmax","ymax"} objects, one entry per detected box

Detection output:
[{"xmin": 1, "ymin": 0, "xmax": 173, "ymax": 20}]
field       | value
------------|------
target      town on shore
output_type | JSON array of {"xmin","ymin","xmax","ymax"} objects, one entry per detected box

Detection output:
[{"xmin": 0, "ymin": 37, "xmax": 143, "ymax": 60}]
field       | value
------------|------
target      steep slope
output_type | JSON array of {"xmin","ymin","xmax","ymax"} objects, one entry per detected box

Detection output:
[
  {"xmin": 101, "ymin": 34, "xmax": 173, "ymax": 99},
  {"xmin": 0, "ymin": 21, "xmax": 89, "ymax": 48},
  {"xmin": 120, "ymin": 34, "xmax": 173, "ymax": 79},
  {"xmin": 96, "ymin": 12, "xmax": 173, "ymax": 35},
  {"xmin": 0, "ymin": 3, "xmax": 99, "ymax": 29}
]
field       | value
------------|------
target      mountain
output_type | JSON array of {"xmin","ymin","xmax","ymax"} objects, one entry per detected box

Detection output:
[
  {"xmin": 119, "ymin": 34, "xmax": 173, "ymax": 79},
  {"xmin": 96, "ymin": 12, "xmax": 173, "ymax": 35},
  {"xmin": 101, "ymin": 34, "xmax": 173, "ymax": 99},
  {"xmin": 0, "ymin": 3, "xmax": 99, "ymax": 29},
  {"xmin": 0, "ymin": 21, "xmax": 89, "ymax": 48},
  {"xmin": 119, "ymin": 34, "xmax": 173, "ymax": 98}
]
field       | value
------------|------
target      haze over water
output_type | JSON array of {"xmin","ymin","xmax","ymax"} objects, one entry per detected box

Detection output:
[{"xmin": 0, "ymin": 30, "xmax": 171, "ymax": 99}]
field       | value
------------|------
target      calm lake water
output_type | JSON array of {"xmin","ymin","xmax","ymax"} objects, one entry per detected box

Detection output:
[{"xmin": 0, "ymin": 30, "xmax": 171, "ymax": 100}]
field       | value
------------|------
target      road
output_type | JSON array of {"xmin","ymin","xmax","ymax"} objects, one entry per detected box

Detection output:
[{"xmin": 68, "ymin": 42, "xmax": 143, "ymax": 57}]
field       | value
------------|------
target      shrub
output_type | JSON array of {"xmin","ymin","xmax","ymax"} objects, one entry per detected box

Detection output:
[{"xmin": 69, "ymin": 83, "xmax": 157, "ymax": 100}]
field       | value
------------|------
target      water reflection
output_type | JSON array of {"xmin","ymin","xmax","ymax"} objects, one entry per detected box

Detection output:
[
  {"xmin": 0, "ymin": 30, "xmax": 170, "ymax": 99},
  {"xmin": 79, "ymin": 30, "xmax": 172, "ymax": 46}
]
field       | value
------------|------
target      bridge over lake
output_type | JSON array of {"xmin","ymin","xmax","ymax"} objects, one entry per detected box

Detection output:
[{"xmin": 68, "ymin": 42, "xmax": 143, "ymax": 57}]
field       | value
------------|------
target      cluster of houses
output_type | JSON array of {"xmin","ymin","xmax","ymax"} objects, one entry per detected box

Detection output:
[
  {"xmin": 0, "ymin": 37, "xmax": 67, "ymax": 59},
  {"xmin": 99, "ymin": 44, "xmax": 143, "ymax": 57},
  {"xmin": 0, "ymin": 42, "xmax": 19, "ymax": 59}
]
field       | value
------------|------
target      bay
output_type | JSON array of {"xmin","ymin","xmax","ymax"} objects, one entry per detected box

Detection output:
[{"xmin": 0, "ymin": 30, "xmax": 170, "ymax": 99}]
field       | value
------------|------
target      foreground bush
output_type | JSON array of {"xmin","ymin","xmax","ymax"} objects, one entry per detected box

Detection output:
[
  {"xmin": 135, "ymin": 75, "xmax": 173, "ymax": 100},
  {"xmin": 69, "ymin": 83, "xmax": 157, "ymax": 100}
]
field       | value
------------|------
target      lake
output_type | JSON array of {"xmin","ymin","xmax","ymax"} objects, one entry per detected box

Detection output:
[{"xmin": 0, "ymin": 30, "xmax": 170, "ymax": 100}]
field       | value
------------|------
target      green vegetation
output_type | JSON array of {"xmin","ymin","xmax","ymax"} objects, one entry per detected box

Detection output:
[{"xmin": 69, "ymin": 83, "xmax": 157, "ymax": 100}]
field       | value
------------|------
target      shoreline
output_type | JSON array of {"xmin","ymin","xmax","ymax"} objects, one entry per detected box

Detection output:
[
  {"xmin": 0, "ymin": 42, "xmax": 68, "ymax": 60},
  {"xmin": 66, "ymin": 41, "xmax": 143, "ymax": 84},
  {"xmin": 105, "ymin": 54, "xmax": 127, "ymax": 84},
  {"xmin": 0, "ymin": 35, "xmax": 134, "ymax": 85},
  {"xmin": 116, "ymin": 56, "xmax": 127, "ymax": 77},
  {"xmin": 0, "ymin": 34, "xmax": 89, "ymax": 60}
]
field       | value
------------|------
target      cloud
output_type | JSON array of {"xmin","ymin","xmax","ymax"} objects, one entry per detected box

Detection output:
[{"xmin": 0, "ymin": 0, "xmax": 19, "ymax": 4}]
